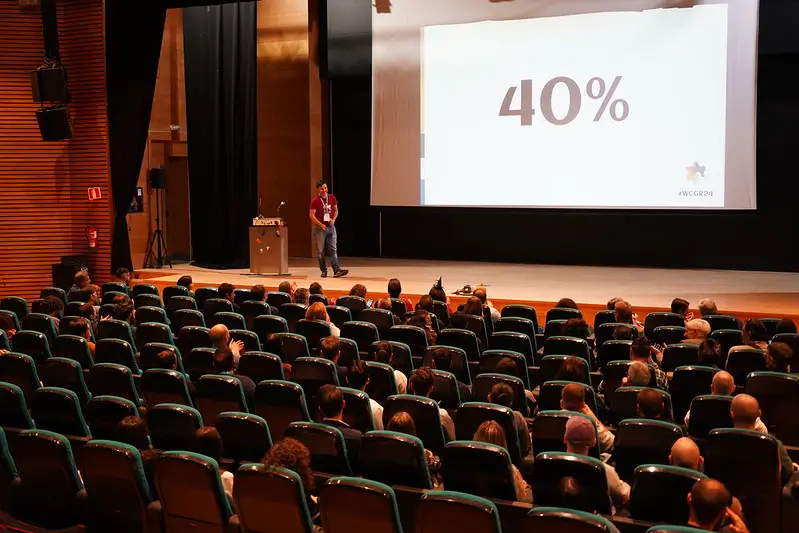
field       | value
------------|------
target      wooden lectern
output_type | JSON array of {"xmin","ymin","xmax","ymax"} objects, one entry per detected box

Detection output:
[{"xmin": 249, "ymin": 218, "xmax": 289, "ymax": 275}]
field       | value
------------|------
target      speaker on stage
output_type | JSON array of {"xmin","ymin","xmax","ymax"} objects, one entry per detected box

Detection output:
[
  {"xmin": 30, "ymin": 67, "xmax": 69, "ymax": 103},
  {"xmin": 35, "ymin": 105, "xmax": 72, "ymax": 141},
  {"xmin": 149, "ymin": 168, "xmax": 166, "ymax": 189}
]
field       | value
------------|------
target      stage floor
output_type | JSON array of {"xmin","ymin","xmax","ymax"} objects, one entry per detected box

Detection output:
[{"xmin": 136, "ymin": 257, "xmax": 799, "ymax": 321}]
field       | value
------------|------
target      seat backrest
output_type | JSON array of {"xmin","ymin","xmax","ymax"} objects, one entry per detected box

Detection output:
[
  {"xmin": 386, "ymin": 325, "xmax": 429, "ymax": 359},
  {"xmin": 547, "ymin": 307, "xmax": 582, "ymax": 323},
  {"xmin": 336, "ymin": 296, "xmax": 368, "ymax": 321},
  {"xmin": 185, "ymin": 347, "xmax": 216, "ymax": 382},
  {"xmin": 30, "ymin": 386, "xmax": 91, "ymax": 437},
  {"xmin": 371, "ymin": 340, "xmax": 414, "ymax": 377},
  {"xmin": 278, "ymin": 304, "xmax": 308, "ymax": 332},
  {"xmin": 442, "ymin": 441, "xmax": 516, "ymax": 501},
  {"xmin": 238, "ymin": 351, "xmax": 284, "ymax": 383},
  {"xmin": 41, "ymin": 287, "xmax": 68, "ymax": 303},
  {"xmin": 501, "ymin": 304, "xmax": 539, "ymax": 327},
  {"xmin": 0, "ymin": 427, "xmax": 18, "ymax": 510},
  {"xmin": 597, "ymin": 339, "xmax": 633, "ymax": 369},
  {"xmin": 293, "ymin": 357, "xmax": 340, "ymax": 399},
  {"xmin": 95, "ymin": 338, "xmax": 139, "ymax": 373},
  {"xmin": 532, "ymin": 452, "xmax": 611, "ymax": 515},
  {"xmin": 489, "ymin": 331, "xmax": 535, "ymax": 363},
  {"xmin": 543, "ymin": 336, "xmax": 591, "ymax": 363},
  {"xmin": 215, "ymin": 411, "xmax": 273, "ymax": 464},
  {"xmin": 464, "ymin": 315, "xmax": 489, "ymax": 348},
  {"xmin": 360, "ymin": 308, "xmax": 396, "ymax": 336},
  {"xmin": 154, "ymin": 451, "xmax": 233, "ymax": 530},
  {"xmin": 0, "ymin": 309, "xmax": 21, "ymax": 331},
  {"xmin": 593, "ymin": 310, "xmax": 616, "ymax": 331},
  {"xmin": 687, "ymin": 394, "xmax": 733, "ymax": 439},
  {"xmin": 326, "ymin": 305, "xmax": 352, "ymax": 327},
  {"xmin": 709, "ymin": 329, "xmax": 743, "ymax": 368},
  {"xmin": 266, "ymin": 291, "xmax": 292, "ymax": 308},
  {"xmin": 234, "ymin": 464, "xmax": 314, "ymax": 533},
  {"xmin": 140, "ymin": 342, "xmax": 184, "ymax": 374},
  {"xmin": 341, "ymin": 321, "xmax": 380, "ymax": 352},
  {"xmin": 310, "ymin": 293, "xmax": 329, "ymax": 306},
  {"xmin": 612, "ymin": 419, "xmax": 684, "ymax": 482},
  {"xmin": 472, "ymin": 373, "xmax": 528, "ymax": 415},
  {"xmin": 0, "ymin": 351, "xmax": 40, "ymax": 403},
  {"xmin": 0, "ymin": 381, "xmax": 34, "ymax": 429},
  {"xmin": 11, "ymin": 330, "xmax": 52, "ymax": 364},
  {"xmin": 21, "ymin": 313, "xmax": 58, "ymax": 345},
  {"xmin": 629, "ymin": 465, "xmax": 706, "ymax": 524},
  {"xmin": 135, "ymin": 307, "xmax": 168, "ymax": 327},
  {"xmin": 704, "ymin": 315, "xmax": 739, "ymax": 332},
  {"xmin": 84, "ymin": 395, "xmax": 139, "ymax": 441},
  {"xmin": 1, "ymin": 297, "xmax": 28, "ymax": 320},
  {"xmin": 526, "ymin": 507, "xmax": 620, "ymax": 532},
  {"xmin": 364, "ymin": 361, "xmax": 399, "ymax": 404},
  {"xmin": 194, "ymin": 287, "xmax": 219, "ymax": 310},
  {"xmin": 53, "ymin": 334, "xmax": 94, "ymax": 368},
  {"xmin": 81, "ymin": 440, "xmax": 153, "ymax": 532},
  {"xmin": 336, "ymin": 337, "xmax": 359, "ymax": 369},
  {"xmin": 230, "ymin": 329, "xmax": 262, "ymax": 353},
  {"xmin": 429, "ymin": 369, "xmax": 462, "ymax": 411},
  {"xmin": 478, "ymin": 349, "xmax": 528, "ymax": 389},
  {"xmin": 195, "ymin": 375, "xmax": 248, "ymax": 425},
  {"xmin": 274, "ymin": 332, "xmax": 310, "ymax": 363},
  {"xmin": 745, "ymin": 371, "xmax": 799, "ymax": 445},
  {"xmin": 341, "ymin": 387, "xmax": 375, "ymax": 432},
  {"xmin": 383, "ymin": 394, "xmax": 446, "ymax": 455},
  {"xmin": 650, "ymin": 326, "xmax": 686, "ymax": 346},
  {"xmin": 438, "ymin": 329, "xmax": 482, "ymax": 361},
  {"xmin": 601, "ymin": 361, "xmax": 657, "ymax": 409},
  {"xmin": 285, "ymin": 421, "xmax": 352, "ymax": 475},
  {"xmin": 612, "ymin": 386, "xmax": 673, "ymax": 422},
  {"xmin": 455, "ymin": 402, "xmax": 521, "ymax": 465},
  {"xmin": 136, "ymin": 322, "xmax": 174, "ymax": 350},
  {"xmin": 416, "ymin": 490, "xmax": 501, "ymax": 533},
  {"xmin": 98, "ymin": 319, "xmax": 136, "ymax": 346},
  {"xmin": 530, "ymin": 411, "xmax": 599, "ymax": 460},
  {"xmin": 163, "ymin": 285, "xmax": 190, "ymax": 301},
  {"xmin": 38, "ymin": 357, "xmax": 91, "ymax": 407},
  {"xmin": 142, "ymin": 369, "xmax": 193, "ymax": 408},
  {"xmin": 132, "ymin": 284, "xmax": 159, "ymax": 298},
  {"xmin": 147, "ymin": 403, "xmax": 204, "ymax": 451},
  {"xmin": 669, "ymin": 366, "xmax": 717, "ymax": 422},
  {"xmin": 540, "ymin": 355, "xmax": 590, "ymax": 386},
  {"xmin": 321, "ymin": 477, "xmax": 403, "ymax": 533},
  {"xmin": 361, "ymin": 430, "xmax": 432, "ymax": 489},
  {"xmin": 254, "ymin": 380, "xmax": 311, "ymax": 440},
  {"xmin": 494, "ymin": 317, "xmax": 537, "ymax": 340},
  {"xmin": 295, "ymin": 319, "xmax": 332, "ymax": 355},
  {"xmin": 176, "ymin": 326, "xmax": 212, "ymax": 360},
  {"xmin": 661, "ymin": 344, "xmax": 700, "ymax": 372},
  {"xmin": 171, "ymin": 309, "xmax": 206, "ymax": 331},
  {"xmin": 202, "ymin": 299, "xmax": 234, "ymax": 324},
  {"xmin": 725, "ymin": 346, "xmax": 767, "ymax": 384},
  {"xmin": 644, "ymin": 312, "xmax": 684, "ymax": 339}
]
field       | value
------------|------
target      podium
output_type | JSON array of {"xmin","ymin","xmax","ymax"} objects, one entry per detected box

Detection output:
[{"xmin": 249, "ymin": 218, "xmax": 289, "ymax": 275}]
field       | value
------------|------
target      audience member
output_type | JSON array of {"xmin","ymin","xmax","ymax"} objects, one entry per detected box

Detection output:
[
  {"xmin": 732, "ymin": 394, "xmax": 795, "ymax": 483},
  {"xmin": 671, "ymin": 298, "xmax": 692, "ymax": 321},
  {"xmin": 251, "ymin": 284, "xmax": 267, "ymax": 302},
  {"xmin": 294, "ymin": 288, "xmax": 309, "ymax": 306},
  {"xmin": 0, "ymin": 312, "xmax": 17, "ymax": 340},
  {"xmin": 450, "ymin": 296, "xmax": 483, "ymax": 329},
  {"xmin": 556, "ymin": 476, "xmax": 593, "ymax": 513},
  {"xmin": 670, "ymin": 437, "xmax": 704, "ymax": 472},
  {"xmin": 623, "ymin": 361, "xmax": 651, "ymax": 387},
  {"xmin": 67, "ymin": 270, "xmax": 91, "ymax": 302},
  {"xmin": 557, "ymin": 298, "xmax": 578, "ymax": 310},
  {"xmin": 309, "ymin": 282, "xmax": 324, "ymax": 296},
  {"xmin": 112, "ymin": 303, "xmax": 136, "ymax": 335},
  {"xmin": 687, "ymin": 479, "xmax": 748, "ymax": 532},
  {"xmin": 177, "ymin": 275, "xmax": 194, "ymax": 295},
  {"xmin": 563, "ymin": 416, "xmax": 630, "ymax": 507},
  {"xmin": 263, "ymin": 438, "xmax": 320, "ymax": 524},
  {"xmin": 767, "ymin": 341, "xmax": 792, "ymax": 373},
  {"xmin": 555, "ymin": 355, "xmax": 588, "ymax": 383},
  {"xmin": 472, "ymin": 420, "xmax": 532, "ymax": 503},
  {"xmin": 775, "ymin": 318, "xmax": 797, "ymax": 335},
  {"xmin": 320, "ymin": 336, "xmax": 347, "ymax": 383},
  {"xmin": 472, "ymin": 286, "xmax": 500, "ymax": 322},
  {"xmin": 637, "ymin": 387, "xmax": 664, "ymax": 419},
  {"xmin": 305, "ymin": 302, "xmax": 341, "ymax": 337},
  {"xmin": 76, "ymin": 302, "xmax": 97, "ymax": 325},
  {"xmin": 374, "ymin": 297, "xmax": 400, "ymax": 323},
  {"xmin": 195, "ymin": 427, "xmax": 234, "ymax": 496},
  {"xmin": 416, "ymin": 294, "xmax": 435, "ymax": 313},
  {"xmin": 209, "ymin": 324, "xmax": 244, "ymax": 360},
  {"xmin": 683, "ymin": 319, "xmax": 711, "ymax": 345},
  {"xmin": 613, "ymin": 324, "xmax": 636, "ymax": 341},
  {"xmin": 607, "ymin": 297, "xmax": 623, "ymax": 311},
  {"xmin": 741, "ymin": 319, "xmax": 769, "ymax": 350},
  {"xmin": 317, "ymin": 384, "xmax": 362, "ymax": 467},
  {"xmin": 561, "ymin": 317, "xmax": 593, "ymax": 341},
  {"xmin": 388, "ymin": 278, "xmax": 413, "ymax": 312},
  {"xmin": 279, "ymin": 281, "xmax": 297, "ymax": 300},
  {"xmin": 37, "ymin": 295, "xmax": 64, "ymax": 324},
  {"xmin": 213, "ymin": 346, "xmax": 255, "ymax": 410},
  {"xmin": 429, "ymin": 347, "xmax": 471, "ymax": 401},
  {"xmin": 683, "ymin": 371, "xmax": 768, "ymax": 431},
  {"xmin": 217, "ymin": 282, "xmax": 240, "ymax": 313},
  {"xmin": 614, "ymin": 300, "xmax": 642, "ymax": 332},
  {"xmin": 372, "ymin": 340, "xmax": 408, "ymax": 393},
  {"xmin": 346, "ymin": 361, "xmax": 384, "ymax": 430},
  {"xmin": 349, "ymin": 283, "xmax": 368, "ymax": 300},
  {"xmin": 114, "ymin": 267, "xmax": 132, "ymax": 287},
  {"xmin": 487, "ymin": 382, "xmax": 532, "ymax": 457},
  {"xmin": 630, "ymin": 337, "xmax": 668, "ymax": 390},
  {"xmin": 151, "ymin": 349, "xmax": 178, "ymax": 371},
  {"xmin": 385, "ymin": 412, "xmax": 442, "ymax": 488},
  {"xmin": 408, "ymin": 367, "xmax": 455, "ymax": 441},
  {"xmin": 494, "ymin": 357, "xmax": 536, "ymax": 406},
  {"xmin": 406, "ymin": 310, "xmax": 437, "ymax": 346},
  {"xmin": 697, "ymin": 339, "xmax": 720, "ymax": 368},
  {"xmin": 697, "ymin": 298, "xmax": 718, "ymax": 317},
  {"xmin": 560, "ymin": 383, "xmax": 614, "ymax": 453},
  {"xmin": 428, "ymin": 278, "xmax": 453, "ymax": 315},
  {"xmin": 117, "ymin": 416, "xmax": 158, "ymax": 497},
  {"xmin": 67, "ymin": 317, "xmax": 95, "ymax": 358}
]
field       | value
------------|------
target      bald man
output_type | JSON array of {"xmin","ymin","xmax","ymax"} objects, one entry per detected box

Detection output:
[
  {"xmin": 670, "ymin": 437, "xmax": 703, "ymax": 472},
  {"xmin": 208, "ymin": 324, "xmax": 244, "ymax": 361},
  {"xmin": 687, "ymin": 479, "xmax": 748, "ymax": 532},
  {"xmin": 683, "ymin": 372, "xmax": 767, "ymax": 433},
  {"xmin": 732, "ymin": 394, "xmax": 794, "ymax": 483}
]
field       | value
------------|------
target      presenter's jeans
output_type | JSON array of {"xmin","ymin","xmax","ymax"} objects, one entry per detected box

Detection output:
[{"xmin": 313, "ymin": 225, "xmax": 340, "ymax": 274}]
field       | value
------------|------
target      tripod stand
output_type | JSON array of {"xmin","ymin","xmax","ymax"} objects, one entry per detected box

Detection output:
[{"xmin": 143, "ymin": 185, "xmax": 172, "ymax": 269}]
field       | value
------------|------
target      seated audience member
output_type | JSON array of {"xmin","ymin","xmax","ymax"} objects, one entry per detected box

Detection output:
[
  {"xmin": 452, "ymin": 296, "xmax": 484, "ymax": 326},
  {"xmin": 68, "ymin": 270, "xmax": 91, "ymax": 302},
  {"xmin": 776, "ymin": 318, "xmax": 798, "ymax": 335},
  {"xmin": 117, "ymin": 415, "xmax": 158, "ymax": 497},
  {"xmin": 615, "ymin": 300, "xmax": 643, "ymax": 333},
  {"xmin": 683, "ymin": 319, "xmax": 711, "ymax": 345},
  {"xmin": 294, "ymin": 288, "xmax": 309, "ymax": 306},
  {"xmin": 263, "ymin": 438, "xmax": 320, "ymax": 524},
  {"xmin": 67, "ymin": 317, "xmax": 96, "ymax": 358},
  {"xmin": 408, "ymin": 367, "xmax": 455, "ymax": 441},
  {"xmin": 372, "ymin": 341, "xmax": 408, "ymax": 393},
  {"xmin": 349, "ymin": 283, "xmax": 368, "ymax": 301},
  {"xmin": 671, "ymin": 298, "xmax": 692, "ymax": 322},
  {"xmin": 430, "ymin": 347, "xmax": 471, "ymax": 401},
  {"xmin": 487, "ymin": 382, "xmax": 532, "ymax": 457},
  {"xmin": 317, "ymin": 384, "xmax": 362, "ymax": 467},
  {"xmin": 251, "ymin": 284, "xmax": 277, "ymax": 314},
  {"xmin": 731, "ymin": 394, "xmax": 795, "ymax": 483},
  {"xmin": 767, "ymin": 341, "xmax": 792, "ymax": 373},
  {"xmin": 305, "ymin": 302, "xmax": 340, "ymax": 337},
  {"xmin": 416, "ymin": 294, "xmax": 435, "ymax": 313},
  {"xmin": 386, "ymin": 412, "xmax": 442, "ymax": 488},
  {"xmin": 113, "ymin": 302, "xmax": 137, "ymax": 335},
  {"xmin": 740, "ymin": 318, "xmax": 769, "ymax": 350},
  {"xmin": 152, "ymin": 349, "xmax": 178, "ymax": 371},
  {"xmin": 494, "ymin": 357, "xmax": 537, "ymax": 408},
  {"xmin": 213, "ymin": 347, "xmax": 255, "ymax": 410},
  {"xmin": 630, "ymin": 337, "xmax": 668, "ymax": 391},
  {"xmin": 697, "ymin": 298, "xmax": 718, "ymax": 317},
  {"xmin": 177, "ymin": 275, "xmax": 193, "ymax": 295},
  {"xmin": 563, "ymin": 416, "xmax": 630, "ymax": 508},
  {"xmin": 473, "ymin": 420, "xmax": 532, "ymax": 503},
  {"xmin": 697, "ymin": 338, "xmax": 720, "ymax": 368},
  {"xmin": 82, "ymin": 285, "xmax": 101, "ymax": 310},
  {"xmin": 555, "ymin": 355, "xmax": 589, "ymax": 383},
  {"xmin": 76, "ymin": 301, "xmax": 97, "ymax": 326},
  {"xmin": 473, "ymin": 286, "xmax": 500, "ymax": 323},
  {"xmin": 560, "ymin": 383, "xmax": 613, "ymax": 453},
  {"xmin": 637, "ymin": 387, "xmax": 664, "ymax": 419},
  {"xmin": 683, "ymin": 371, "xmax": 767, "ymax": 432},
  {"xmin": 670, "ymin": 437, "xmax": 704, "ymax": 472},
  {"xmin": 388, "ymin": 278, "xmax": 413, "ymax": 312},
  {"xmin": 279, "ymin": 280, "xmax": 297, "ymax": 301},
  {"xmin": 114, "ymin": 267, "xmax": 132, "ymax": 287},
  {"xmin": 428, "ymin": 278, "xmax": 450, "ymax": 313},
  {"xmin": 309, "ymin": 282, "xmax": 324, "ymax": 297},
  {"xmin": 560, "ymin": 317, "xmax": 593, "ymax": 342},
  {"xmin": 374, "ymin": 297, "xmax": 401, "ymax": 323},
  {"xmin": 613, "ymin": 324, "xmax": 636, "ymax": 341},
  {"xmin": 0, "ymin": 312, "xmax": 17, "ymax": 342},
  {"xmin": 320, "ymin": 336, "xmax": 348, "ymax": 383},
  {"xmin": 687, "ymin": 479, "xmax": 748, "ymax": 532},
  {"xmin": 346, "ymin": 361, "xmax": 384, "ymax": 430},
  {"xmin": 195, "ymin": 427, "xmax": 234, "ymax": 496},
  {"xmin": 623, "ymin": 361, "xmax": 652, "ymax": 387},
  {"xmin": 37, "ymin": 295, "xmax": 64, "ymax": 325},
  {"xmin": 406, "ymin": 310, "xmax": 437, "ymax": 346},
  {"xmin": 209, "ymin": 324, "xmax": 244, "ymax": 360},
  {"xmin": 557, "ymin": 298, "xmax": 579, "ymax": 310},
  {"xmin": 607, "ymin": 297, "xmax": 623, "ymax": 311},
  {"xmin": 217, "ymin": 282, "xmax": 240, "ymax": 313}
]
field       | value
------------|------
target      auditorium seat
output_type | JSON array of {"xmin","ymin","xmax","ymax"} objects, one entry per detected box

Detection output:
[
  {"xmin": 745, "ymin": 371, "xmax": 799, "ymax": 446},
  {"xmin": 320, "ymin": 477, "xmax": 403, "ymax": 533},
  {"xmin": 650, "ymin": 325, "xmax": 686, "ymax": 346},
  {"xmin": 628, "ymin": 465, "xmax": 705, "ymax": 524},
  {"xmin": 148, "ymin": 403, "xmax": 203, "ymax": 451},
  {"xmin": 21, "ymin": 313, "xmax": 58, "ymax": 347},
  {"xmin": 0, "ymin": 428, "xmax": 17, "ymax": 512},
  {"xmin": 596, "ymin": 326, "xmax": 635, "ymax": 352},
  {"xmin": 233, "ymin": 289, "xmax": 253, "ymax": 306},
  {"xmin": 494, "ymin": 316, "xmax": 537, "ymax": 342},
  {"xmin": 341, "ymin": 387, "xmax": 376, "ymax": 432},
  {"xmin": 195, "ymin": 374, "xmax": 248, "ymax": 425},
  {"xmin": 0, "ymin": 331, "xmax": 8, "ymax": 353},
  {"xmin": 532, "ymin": 452, "xmax": 612, "ymax": 515},
  {"xmin": 364, "ymin": 362, "xmax": 399, "ymax": 404},
  {"xmin": 772, "ymin": 332, "xmax": 799, "ymax": 369},
  {"xmin": 612, "ymin": 386, "xmax": 673, "ymax": 422},
  {"xmin": 162, "ymin": 284, "xmax": 190, "ymax": 301},
  {"xmin": 643, "ymin": 312, "xmax": 684, "ymax": 339},
  {"xmin": 703, "ymin": 315, "xmax": 739, "ymax": 332},
  {"xmin": 11, "ymin": 330, "xmax": 52, "ymax": 365},
  {"xmin": 266, "ymin": 291, "xmax": 292, "ymax": 308},
  {"xmin": 152, "ymin": 451, "xmax": 236, "ymax": 532},
  {"xmin": 526, "ymin": 507, "xmax": 620, "ymax": 532},
  {"xmin": 194, "ymin": 287, "xmax": 219, "ymax": 311},
  {"xmin": 88, "ymin": 363, "xmax": 142, "ymax": 406},
  {"xmin": 293, "ymin": 357, "xmax": 340, "ymax": 399},
  {"xmin": 185, "ymin": 347, "xmax": 216, "ymax": 382},
  {"xmin": 545, "ymin": 320, "xmax": 568, "ymax": 340},
  {"xmin": 439, "ymin": 328, "xmax": 482, "ymax": 361},
  {"xmin": 254, "ymin": 380, "xmax": 311, "ymax": 441},
  {"xmin": 338, "ymin": 338, "xmax": 360, "ymax": 369},
  {"xmin": 176, "ymin": 326, "xmax": 212, "ymax": 358},
  {"xmin": 132, "ymin": 284, "xmax": 159, "ymax": 298},
  {"xmin": 360, "ymin": 308, "xmax": 396, "ymax": 339},
  {"xmin": 601, "ymin": 361, "xmax": 653, "ymax": 409},
  {"xmin": 134, "ymin": 293, "xmax": 162, "ymax": 310},
  {"xmin": 386, "ymin": 325, "xmax": 429, "ymax": 361},
  {"xmin": 660, "ymin": 344, "xmax": 700, "ymax": 372},
  {"xmin": 234, "ymin": 464, "xmax": 315, "ymax": 533},
  {"xmin": 202, "ymin": 298, "xmax": 233, "ymax": 323},
  {"xmin": 0, "ymin": 310, "xmax": 20, "ymax": 332},
  {"xmin": 170, "ymin": 309, "xmax": 206, "ymax": 332},
  {"xmin": 389, "ymin": 298, "xmax": 405, "ymax": 317},
  {"xmin": 136, "ymin": 306, "xmax": 169, "ymax": 327},
  {"xmin": 215, "ymin": 411, "xmax": 272, "ymax": 465},
  {"xmin": 465, "ymin": 315, "xmax": 490, "ymax": 349},
  {"xmin": 540, "ymin": 355, "xmax": 591, "ymax": 386},
  {"xmin": 669, "ymin": 366, "xmax": 717, "ymax": 423},
  {"xmin": 0, "ymin": 352, "xmax": 40, "ymax": 402},
  {"xmin": 425, "ymin": 370, "xmax": 459, "ymax": 410},
  {"xmin": 136, "ymin": 322, "xmax": 174, "ymax": 348},
  {"xmin": 240, "ymin": 300, "xmax": 271, "ymax": 330},
  {"xmin": 39, "ymin": 357, "xmax": 91, "ymax": 407},
  {"xmin": 472, "ymin": 373, "xmax": 528, "ymax": 415},
  {"xmin": 455, "ymin": 402, "xmax": 522, "ymax": 465},
  {"xmin": 761, "ymin": 318, "xmax": 781, "ymax": 340},
  {"xmin": 686, "ymin": 394, "xmax": 732, "ymax": 439},
  {"xmin": 611, "ymin": 419, "xmax": 683, "ymax": 482},
  {"xmin": 311, "ymin": 293, "xmax": 329, "ymax": 306},
  {"xmin": 538, "ymin": 380, "xmax": 598, "ymax": 414},
  {"xmin": 544, "ymin": 336, "xmax": 592, "ymax": 365},
  {"xmin": 296, "ymin": 319, "xmax": 332, "ymax": 355},
  {"xmin": 383, "ymin": 394, "xmax": 447, "ymax": 454},
  {"xmin": 489, "ymin": 331, "xmax": 536, "ymax": 364},
  {"xmin": 372, "ymin": 340, "xmax": 413, "ymax": 376},
  {"xmin": 725, "ymin": 346, "xmax": 767, "ymax": 384},
  {"xmin": 285, "ymin": 421, "xmax": 352, "ymax": 475},
  {"xmin": 431, "ymin": 301, "xmax": 451, "ymax": 328},
  {"xmin": 341, "ymin": 321, "xmax": 380, "ymax": 353},
  {"xmin": 274, "ymin": 332, "xmax": 310, "ymax": 363},
  {"xmin": 326, "ymin": 305, "xmax": 352, "ymax": 328},
  {"xmin": 166, "ymin": 295, "xmax": 197, "ymax": 317},
  {"xmin": 30, "ymin": 387, "xmax": 90, "ymax": 437},
  {"xmin": 212, "ymin": 311, "xmax": 245, "ymax": 331},
  {"xmin": 443, "ymin": 441, "xmax": 517, "ymax": 501},
  {"xmin": 593, "ymin": 310, "xmax": 616, "ymax": 331},
  {"xmin": 98, "ymin": 318, "xmax": 136, "ymax": 345},
  {"xmin": 0, "ymin": 382, "xmax": 35, "ymax": 431},
  {"xmin": 53, "ymin": 334, "xmax": 94, "ymax": 368},
  {"xmin": 230, "ymin": 328, "xmax": 261, "ymax": 352},
  {"xmin": 1, "ymin": 297, "xmax": 28, "ymax": 321},
  {"xmin": 142, "ymin": 369, "xmax": 193, "ymax": 408},
  {"xmin": 547, "ymin": 307, "xmax": 583, "ymax": 323},
  {"xmin": 40, "ymin": 287, "xmax": 68, "ymax": 303},
  {"xmin": 501, "ymin": 304, "xmax": 540, "ymax": 331},
  {"xmin": 140, "ymin": 343, "xmax": 184, "ymax": 373},
  {"xmin": 102, "ymin": 291, "xmax": 127, "ymax": 305},
  {"xmin": 531, "ymin": 411, "xmax": 599, "ymax": 459},
  {"xmin": 415, "ymin": 490, "xmax": 502, "ymax": 533},
  {"xmin": 81, "ymin": 439, "xmax": 154, "ymax": 533},
  {"xmin": 84, "ymin": 395, "xmax": 139, "ymax": 441},
  {"xmin": 478, "ymin": 349, "xmax": 528, "ymax": 389},
  {"xmin": 361, "ymin": 430, "xmax": 432, "ymax": 489},
  {"xmin": 237, "ymin": 351, "xmax": 284, "ymax": 383},
  {"xmin": 95, "ymin": 338, "xmax": 139, "ymax": 373}
]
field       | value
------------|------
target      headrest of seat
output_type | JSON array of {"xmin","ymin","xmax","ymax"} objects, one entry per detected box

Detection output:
[
  {"xmin": 633, "ymin": 464, "xmax": 707, "ymax": 480},
  {"xmin": 326, "ymin": 476, "xmax": 396, "ymax": 499},
  {"xmin": 528, "ymin": 507, "xmax": 617, "ymax": 531},
  {"xmin": 421, "ymin": 490, "xmax": 500, "ymax": 515},
  {"xmin": 458, "ymin": 402, "xmax": 513, "ymax": 417},
  {"xmin": 534, "ymin": 451, "xmax": 605, "ymax": 471},
  {"xmin": 445, "ymin": 440, "xmax": 511, "ymax": 462}
]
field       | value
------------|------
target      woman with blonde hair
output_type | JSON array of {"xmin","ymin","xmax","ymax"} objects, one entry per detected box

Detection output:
[
  {"xmin": 305, "ymin": 301, "xmax": 340, "ymax": 337},
  {"xmin": 473, "ymin": 420, "xmax": 532, "ymax": 503}
]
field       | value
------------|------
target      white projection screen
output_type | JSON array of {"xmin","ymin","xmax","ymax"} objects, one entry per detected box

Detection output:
[{"xmin": 371, "ymin": 0, "xmax": 759, "ymax": 209}]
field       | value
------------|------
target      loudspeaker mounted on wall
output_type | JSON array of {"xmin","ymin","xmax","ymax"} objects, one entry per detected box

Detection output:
[
  {"xmin": 35, "ymin": 105, "xmax": 73, "ymax": 141},
  {"xmin": 149, "ymin": 168, "xmax": 166, "ymax": 189},
  {"xmin": 30, "ymin": 67, "xmax": 69, "ymax": 103}
]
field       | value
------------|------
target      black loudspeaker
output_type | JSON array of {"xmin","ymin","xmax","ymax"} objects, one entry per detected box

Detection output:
[
  {"xmin": 35, "ymin": 105, "xmax": 72, "ymax": 141},
  {"xmin": 30, "ymin": 68, "xmax": 69, "ymax": 102},
  {"xmin": 149, "ymin": 168, "xmax": 166, "ymax": 189}
]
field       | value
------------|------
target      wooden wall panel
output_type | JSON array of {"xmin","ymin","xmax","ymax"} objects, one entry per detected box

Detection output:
[{"xmin": 0, "ymin": 1, "xmax": 111, "ymax": 303}]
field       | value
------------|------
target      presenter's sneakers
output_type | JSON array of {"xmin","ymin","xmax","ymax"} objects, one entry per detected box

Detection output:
[
  {"xmin": 321, "ymin": 271, "xmax": 328, "ymax": 278},
  {"xmin": 334, "ymin": 269, "xmax": 349, "ymax": 278}
]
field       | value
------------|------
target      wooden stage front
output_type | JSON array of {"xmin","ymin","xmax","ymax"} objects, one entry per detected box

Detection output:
[{"xmin": 136, "ymin": 257, "xmax": 799, "ymax": 323}]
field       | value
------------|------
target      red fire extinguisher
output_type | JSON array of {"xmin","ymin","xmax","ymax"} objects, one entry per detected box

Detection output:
[{"xmin": 86, "ymin": 225, "xmax": 98, "ymax": 249}]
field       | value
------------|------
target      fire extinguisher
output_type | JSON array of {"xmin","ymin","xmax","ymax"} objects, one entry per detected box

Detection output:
[{"xmin": 86, "ymin": 225, "xmax": 98, "ymax": 249}]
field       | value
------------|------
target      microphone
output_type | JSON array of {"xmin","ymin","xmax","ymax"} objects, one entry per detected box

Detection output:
[
  {"xmin": 257, "ymin": 197, "xmax": 263, "ymax": 218},
  {"xmin": 276, "ymin": 201, "xmax": 285, "ymax": 218}
]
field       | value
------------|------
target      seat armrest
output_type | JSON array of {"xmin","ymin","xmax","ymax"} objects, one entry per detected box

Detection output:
[{"xmin": 147, "ymin": 500, "xmax": 165, "ymax": 533}]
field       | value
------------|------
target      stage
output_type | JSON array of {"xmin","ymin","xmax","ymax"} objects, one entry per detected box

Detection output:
[{"xmin": 135, "ymin": 257, "xmax": 799, "ymax": 323}]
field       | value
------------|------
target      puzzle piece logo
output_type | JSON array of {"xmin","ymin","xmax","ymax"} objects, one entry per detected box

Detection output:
[{"xmin": 685, "ymin": 161, "xmax": 706, "ymax": 185}]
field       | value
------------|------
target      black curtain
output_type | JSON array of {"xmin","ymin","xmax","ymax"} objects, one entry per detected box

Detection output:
[
  {"xmin": 106, "ymin": 1, "xmax": 167, "ymax": 272},
  {"xmin": 183, "ymin": 3, "xmax": 257, "ymax": 269}
]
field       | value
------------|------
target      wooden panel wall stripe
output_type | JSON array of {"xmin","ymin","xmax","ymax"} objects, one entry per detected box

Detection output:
[{"xmin": 0, "ymin": 0, "xmax": 112, "ymax": 304}]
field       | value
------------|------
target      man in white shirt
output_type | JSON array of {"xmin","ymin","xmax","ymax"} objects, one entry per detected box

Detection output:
[
  {"xmin": 684, "ymin": 371, "xmax": 767, "ymax": 432},
  {"xmin": 346, "ymin": 360, "xmax": 384, "ymax": 430},
  {"xmin": 409, "ymin": 366, "xmax": 456, "ymax": 441}
]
